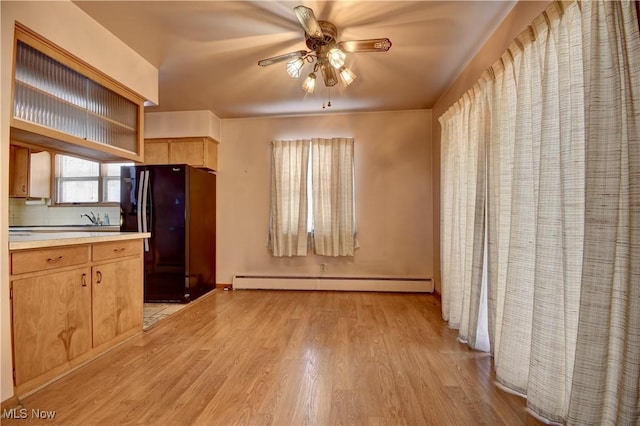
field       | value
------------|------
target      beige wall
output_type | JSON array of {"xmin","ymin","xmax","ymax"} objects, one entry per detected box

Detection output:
[
  {"xmin": 217, "ymin": 110, "xmax": 433, "ymax": 284},
  {"xmin": 145, "ymin": 110, "xmax": 222, "ymax": 141},
  {"xmin": 430, "ymin": 0, "xmax": 552, "ymax": 294},
  {"xmin": 1, "ymin": 0, "xmax": 157, "ymax": 402}
]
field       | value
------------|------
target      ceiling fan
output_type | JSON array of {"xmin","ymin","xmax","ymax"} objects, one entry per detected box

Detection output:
[{"xmin": 257, "ymin": 5, "xmax": 392, "ymax": 94}]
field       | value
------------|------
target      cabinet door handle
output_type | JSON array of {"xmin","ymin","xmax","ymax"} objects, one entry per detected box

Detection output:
[
  {"xmin": 47, "ymin": 256, "xmax": 64, "ymax": 263},
  {"xmin": 96, "ymin": 271, "xmax": 102, "ymax": 284},
  {"xmin": 113, "ymin": 248, "xmax": 126, "ymax": 253},
  {"xmin": 81, "ymin": 273, "xmax": 87, "ymax": 287},
  {"xmin": 21, "ymin": 185, "xmax": 26, "ymax": 193}
]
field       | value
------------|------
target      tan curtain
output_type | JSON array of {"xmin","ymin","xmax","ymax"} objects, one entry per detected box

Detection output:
[
  {"xmin": 567, "ymin": 1, "xmax": 640, "ymax": 424},
  {"xmin": 268, "ymin": 140, "xmax": 309, "ymax": 256},
  {"xmin": 440, "ymin": 102, "xmax": 467, "ymax": 325},
  {"xmin": 310, "ymin": 138, "xmax": 357, "ymax": 256},
  {"xmin": 494, "ymin": 5, "xmax": 586, "ymax": 422},
  {"xmin": 440, "ymin": 1, "xmax": 639, "ymax": 423},
  {"xmin": 439, "ymin": 79, "xmax": 490, "ymax": 349},
  {"xmin": 486, "ymin": 52, "xmax": 517, "ymax": 362}
]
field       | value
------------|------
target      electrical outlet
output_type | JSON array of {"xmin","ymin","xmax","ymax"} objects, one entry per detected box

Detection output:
[{"xmin": 320, "ymin": 263, "xmax": 327, "ymax": 272}]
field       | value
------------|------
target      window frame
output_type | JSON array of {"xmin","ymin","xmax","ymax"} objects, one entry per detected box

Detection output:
[
  {"xmin": 269, "ymin": 138, "xmax": 357, "ymax": 257},
  {"xmin": 52, "ymin": 153, "xmax": 131, "ymax": 206}
]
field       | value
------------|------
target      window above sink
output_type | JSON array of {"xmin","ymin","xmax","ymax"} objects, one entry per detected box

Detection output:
[{"xmin": 54, "ymin": 154, "xmax": 132, "ymax": 205}]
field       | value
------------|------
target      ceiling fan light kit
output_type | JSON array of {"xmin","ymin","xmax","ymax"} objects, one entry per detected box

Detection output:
[
  {"xmin": 327, "ymin": 46, "xmax": 346, "ymax": 69},
  {"xmin": 339, "ymin": 66, "xmax": 356, "ymax": 86},
  {"xmin": 258, "ymin": 5, "xmax": 392, "ymax": 99},
  {"xmin": 302, "ymin": 72, "xmax": 317, "ymax": 93},
  {"xmin": 286, "ymin": 57, "xmax": 305, "ymax": 78}
]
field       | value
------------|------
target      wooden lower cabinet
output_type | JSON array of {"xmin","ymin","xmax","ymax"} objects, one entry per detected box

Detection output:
[
  {"xmin": 10, "ymin": 239, "xmax": 143, "ymax": 395},
  {"xmin": 92, "ymin": 257, "xmax": 143, "ymax": 347},
  {"xmin": 11, "ymin": 267, "xmax": 91, "ymax": 385}
]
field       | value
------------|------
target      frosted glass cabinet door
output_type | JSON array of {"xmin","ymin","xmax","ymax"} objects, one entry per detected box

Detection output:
[{"xmin": 11, "ymin": 27, "xmax": 143, "ymax": 162}]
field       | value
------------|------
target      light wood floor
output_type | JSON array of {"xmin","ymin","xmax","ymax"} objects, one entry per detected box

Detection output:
[{"xmin": 5, "ymin": 290, "xmax": 541, "ymax": 425}]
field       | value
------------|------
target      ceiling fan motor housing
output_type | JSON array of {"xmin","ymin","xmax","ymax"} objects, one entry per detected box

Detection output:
[{"xmin": 305, "ymin": 21, "xmax": 338, "ymax": 51}]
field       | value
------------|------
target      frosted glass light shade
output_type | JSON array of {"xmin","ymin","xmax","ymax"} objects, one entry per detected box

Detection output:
[
  {"xmin": 339, "ymin": 67, "xmax": 356, "ymax": 86},
  {"xmin": 302, "ymin": 73, "xmax": 316, "ymax": 93},
  {"xmin": 327, "ymin": 47, "xmax": 345, "ymax": 69},
  {"xmin": 286, "ymin": 58, "xmax": 305, "ymax": 78}
]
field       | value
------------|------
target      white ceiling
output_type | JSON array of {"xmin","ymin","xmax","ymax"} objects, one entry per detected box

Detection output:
[{"xmin": 73, "ymin": 1, "xmax": 516, "ymax": 119}]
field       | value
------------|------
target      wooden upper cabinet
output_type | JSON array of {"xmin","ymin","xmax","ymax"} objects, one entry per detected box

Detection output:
[
  {"xmin": 9, "ymin": 144, "xmax": 51, "ymax": 199},
  {"xmin": 9, "ymin": 145, "xmax": 29, "ymax": 197},
  {"xmin": 144, "ymin": 137, "xmax": 218, "ymax": 170},
  {"xmin": 10, "ymin": 24, "xmax": 144, "ymax": 162},
  {"xmin": 143, "ymin": 140, "xmax": 170, "ymax": 165}
]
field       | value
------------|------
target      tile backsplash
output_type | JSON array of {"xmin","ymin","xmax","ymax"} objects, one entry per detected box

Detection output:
[{"xmin": 9, "ymin": 198, "xmax": 120, "ymax": 226}]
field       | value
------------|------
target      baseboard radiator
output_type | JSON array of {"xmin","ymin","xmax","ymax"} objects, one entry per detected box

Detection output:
[{"xmin": 232, "ymin": 275, "xmax": 433, "ymax": 293}]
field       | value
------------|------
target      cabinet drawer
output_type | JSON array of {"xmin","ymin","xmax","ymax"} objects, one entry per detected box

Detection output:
[
  {"xmin": 92, "ymin": 240, "xmax": 141, "ymax": 262},
  {"xmin": 11, "ymin": 246, "xmax": 89, "ymax": 275}
]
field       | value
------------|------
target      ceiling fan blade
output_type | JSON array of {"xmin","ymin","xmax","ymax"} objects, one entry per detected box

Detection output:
[
  {"xmin": 257, "ymin": 50, "xmax": 307, "ymax": 67},
  {"xmin": 294, "ymin": 5, "xmax": 323, "ymax": 39},
  {"xmin": 339, "ymin": 38, "xmax": 392, "ymax": 53}
]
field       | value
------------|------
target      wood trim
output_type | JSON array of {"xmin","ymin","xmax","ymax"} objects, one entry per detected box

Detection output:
[
  {"xmin": 138, "ymin": 110, "xmax": 145, "ymax": 161},
  {"xmin": 10, "ymin": 123, "xmax": 142, "ymax": 163},
  {"xmin": 1, "ymin": 395, "xmax": 21, "ymax": 411}
]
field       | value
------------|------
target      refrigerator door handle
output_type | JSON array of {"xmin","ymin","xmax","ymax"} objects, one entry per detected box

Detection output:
[
  {"xmin": 136, "ymin": 170, "xmax": 144, "ymax": 234},
  {"xmin": 141, "ymin": 170, "xmax": 150, "ymax": 252}
]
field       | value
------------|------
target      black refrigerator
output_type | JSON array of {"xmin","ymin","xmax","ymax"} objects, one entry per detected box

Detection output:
[{"xmin": 120, "ymin": 164, "xmax": 216, "ymax": 303}]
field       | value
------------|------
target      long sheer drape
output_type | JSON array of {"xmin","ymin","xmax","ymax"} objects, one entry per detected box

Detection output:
[
  {"xmin": 311, "ymin": 138, "xmax": 357, "ymax": 256},
  {"xmin": 439, "ymin": 81, "xmax": 490, "ymax": 349},
  {"xmin": 439, "ymin": 1, "xmax": 639, "ymax": 424},
  {"xmin": 268, "ymin": 140, "xmax": 310, "ymax": 256},
  {"xmin": 567, "ymin": 2, "xmax": 640, "ymax": 424}
]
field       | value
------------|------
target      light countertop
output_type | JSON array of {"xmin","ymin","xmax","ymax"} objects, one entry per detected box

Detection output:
[
  {"xmin": 9, "ymin": 231, "xmax": 151, "ymax": 251},
  {"xmin": 10, "ymin": 225, "xmax": 121, "ymax": 232}
]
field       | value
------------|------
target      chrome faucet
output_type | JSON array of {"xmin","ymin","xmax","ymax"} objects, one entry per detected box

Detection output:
[{"xmin": 81, "ymin": 212, "xmax": 102, "ymax": 225}]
